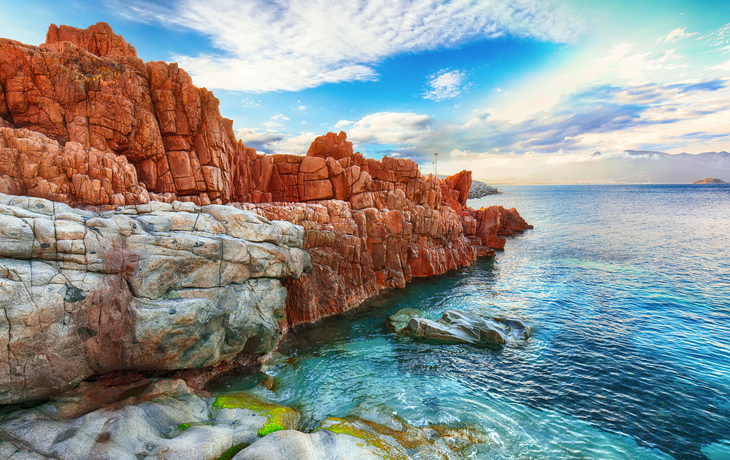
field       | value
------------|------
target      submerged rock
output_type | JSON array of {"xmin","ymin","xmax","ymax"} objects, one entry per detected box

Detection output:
[
  {"xmin": 389, "ymin": 309, "xmax": 531, "ymax": 346},
  {"xmin": 234, "ymin": 414, "xmax": 489, "ymax": 460}
]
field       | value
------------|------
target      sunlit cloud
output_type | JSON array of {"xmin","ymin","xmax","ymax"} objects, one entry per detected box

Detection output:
[
  {"xmin": 423, "ymin": 69, "xmax": 468, "ymax": 101},
  {"xmin": 335, "ymin": 112, "xmax": 436, "ymax": 146}
]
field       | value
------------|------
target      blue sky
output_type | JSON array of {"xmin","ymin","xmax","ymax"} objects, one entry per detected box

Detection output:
[{"xmin": 2, "ymin": 0, "xmax": 729, "ymax": 181}]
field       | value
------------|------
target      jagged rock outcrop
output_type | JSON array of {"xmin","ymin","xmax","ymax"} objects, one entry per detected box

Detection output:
[
  {"xmin": 0, "ymin": 127, "xmax": 150, "ymax": 205},
  {"xmin": 0, "ymin": 22, "xmax": 258, "ymax": 206},
  {"xmin": 0, "ymin": 193, "xmax": 309, "ymax": 404},
  {"xmin": 236, "ymin": 184, "xmax": 474, "ymax": 328},
  {"xmin": 465, "ymin": 205, "xmax": 532, "ymax": 252}
]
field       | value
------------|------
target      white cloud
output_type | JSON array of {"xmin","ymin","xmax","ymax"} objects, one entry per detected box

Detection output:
[
  {"xmin": 236, "ymin": 128, "xmax": 316, "ymax": 155},
  {"xmin": 340, "ymin": 112, "xmax": 435, "ymax": 145},
  {"xmin": 423, "ymin": 70, "xmax": 467, "ymax": 101},
  {"xmin": 270, "ymin": 113, "xmax": 290, "ymax": 121},
  {"xmin": 335, "ymin": 120, "xmax": 354, "ymax": 128},
  {"xmin": 450, "ymin": 148, "xmax": 469, "ymax": 158},
  {"xmin": 583, "ymin": 45, "xmax": 685, "ymax": 84},
  {"xmin": 123, "ymin": 0, "xmax": 580, "ymax": 92},
  {"xmin": 658, "ymin": 27, "xmax": 697, "ymax": 44},
  {"xmin": 240, "ymin": 96, "xmax": 261, "ymax": 107},
  {"xmin": 297, "ymin": 105, "xmax": 307, "ymax": 111}
]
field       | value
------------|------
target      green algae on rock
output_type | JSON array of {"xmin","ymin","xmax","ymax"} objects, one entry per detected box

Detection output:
[
  {"xmin": 213, "ymin": 392, "xmax": 300, "ymax": 436},
  {"xmin": 317, "ymin": 417, "xmax": 410, "ymax": 460},
  {"xmin": 385, "ymin": 308, "xmax": 426, "ymax": 333}
]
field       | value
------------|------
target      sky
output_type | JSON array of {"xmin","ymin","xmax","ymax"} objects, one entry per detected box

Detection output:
[{"xmin": 2, "ymin": 0, "xmax": 730, "ymax": 182}]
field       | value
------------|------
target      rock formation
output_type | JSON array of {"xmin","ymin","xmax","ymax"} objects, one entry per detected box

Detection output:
[
  {"xmin": 0, "ymin": 22, "xmax": 532, "ymax": 403},
  {"xmin": 469, "ymin": 180, "xmax": 500, "ymax": 198},
  {"xmin": 0, "ymin": 379, "xmax": 300, "ymax": 459},
  {"xmin": 388, "ymin": 309, "xmax": 531, "ymax": 346},
  {"xmin": 0, "ymin": 377, "xmax": 487, "ymax": 460},
  {"xmin": 0, "ymin": 194, "xmax": 309, "ymax": 404}
]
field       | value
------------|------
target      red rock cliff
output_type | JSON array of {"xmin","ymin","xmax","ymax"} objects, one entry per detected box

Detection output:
[{"xmin": 0, "ymin": 22, "xmax": 531, "ymax": 333}]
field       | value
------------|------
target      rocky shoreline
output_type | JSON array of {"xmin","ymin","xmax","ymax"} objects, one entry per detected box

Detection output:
[{"xmin": 0, "ymin": 22, "xmax": 532, "ymax": 459}]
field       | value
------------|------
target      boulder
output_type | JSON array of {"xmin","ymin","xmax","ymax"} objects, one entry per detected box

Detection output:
[
  {"xmin": 235, "ymin": 415, "xmax": 489, "ymax": 460},
  {"xmin": 397, "ymin": 309, "xmax": 531, "ymax": 346},
  {"xmin": 0, "ymin": 193, "xmax": 310, "ymax": 404},
  {"xmin": 386, "ymin": 308, "xmax": 425, "ymax": 333}
]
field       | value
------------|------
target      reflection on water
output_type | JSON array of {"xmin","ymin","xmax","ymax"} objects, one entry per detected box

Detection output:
[{"xmin": 213, "ymin": 185, "xmax": 730, "ymax": 459}]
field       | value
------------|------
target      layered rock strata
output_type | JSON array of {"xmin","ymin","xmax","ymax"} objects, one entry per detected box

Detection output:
[{"xmin": 0, "ymin": 193, "xmax": 309, "ymax": 404}]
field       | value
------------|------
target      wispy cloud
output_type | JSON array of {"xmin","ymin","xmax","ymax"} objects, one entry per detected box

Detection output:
[
  {"xmin": 335, "ymin": 112, "xmax": 436, "ymax": 146},
  {"xmin": 658, "ymin": 27, "xmax": 697, "ymax": 44},
  {"xmin": 423, "ymin": 69, "xmax": 468, "ymax": 101},
  {"xmin": 119, "ymin": 0, "xmax": 580, "ymax": 92},
  {"xmin": 333, "ymin": 78, "xmax": 730, "ymax": 165}
]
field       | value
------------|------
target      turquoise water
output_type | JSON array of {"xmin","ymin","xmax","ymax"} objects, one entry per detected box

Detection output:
[{"xmin": 218, "ymin": 185, "xmax": 730, "ymax": 459}]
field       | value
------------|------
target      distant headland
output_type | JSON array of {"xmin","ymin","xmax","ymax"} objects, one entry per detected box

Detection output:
[{"xmin": 692, "ymin": 178, "xmax": 727, "ymax": 184}]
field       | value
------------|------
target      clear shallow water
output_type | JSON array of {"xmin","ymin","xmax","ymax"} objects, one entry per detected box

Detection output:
[{"xmin": 218, "ymin": 185, "xmax": 730, "ymax": 459}]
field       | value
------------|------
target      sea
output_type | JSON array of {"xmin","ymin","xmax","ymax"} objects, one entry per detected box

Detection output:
[{"xmin": 212, "ymin": 184, "xmax": 730, "ymax": 459}]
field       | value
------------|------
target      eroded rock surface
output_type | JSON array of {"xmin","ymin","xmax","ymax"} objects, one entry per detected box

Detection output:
[
  {"xmin": 0, "ymin": 379, "xmax": 298, "ymax": 460},
  {"xmin": 0, "ymin": 194, "xmax": 309, "ymax": 404},
  {"xmin": 390, "ymin": 309, "xmax": 531, "ymax": 346},
  {"xmin": 235, "ymin": 414, "xmax": 488, "ymax": 460}
]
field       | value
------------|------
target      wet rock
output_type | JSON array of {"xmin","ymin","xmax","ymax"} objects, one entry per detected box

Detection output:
[
  {"xmin": 235, "ymin": 414, "xmax": 489, "ymax": 460},
  {"xmin": 0, "ymin": 379, "xmax": 297, "ymax": 460},
  {"xmin": 495, "ymin": 316, "xmax": 532, "ymax": 339},
  {"xmin": 386, "ymin": 308, "xmax": 425, "ymax": 333},
  {"xmin": 397, "ymin": 309, "xmax": 531, "ymax": 346}
]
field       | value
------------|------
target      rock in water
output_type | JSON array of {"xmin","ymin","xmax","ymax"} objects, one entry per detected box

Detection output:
[
  {"xmin": 386, "ymin": 308, "xmax": 426, "ymax": 333},
  {"xmin": 469, "ymin": 180, "xmax": 501, "ymax": 198},
  {"xmin": 391, "ymin": 309, "xmax": 531, "ymax": 346},
  {"xmin": 495, "ymin": 316, "xmax": 532, "ymax": 339}
]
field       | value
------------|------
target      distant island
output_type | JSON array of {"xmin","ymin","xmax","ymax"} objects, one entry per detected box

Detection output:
[
  {"xmin": 692, "ymin": 178, "xmax": 727, "ymax": 184},
  {"xmin": 470, "ymin": 180, "xmax": 501, "ymax": 198}
]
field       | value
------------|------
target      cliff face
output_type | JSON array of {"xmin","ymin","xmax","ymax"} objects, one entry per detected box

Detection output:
[
  {"xmin": 0, "ymin": 22, "xmax": 257, "ymax": 206},
  {"xmin": 0, "ymin": 22, "xmax": 531, "ymax": 400},
  {"xmin": 0, "ymin": 193, "xmax": 310, "ymax": 404}
]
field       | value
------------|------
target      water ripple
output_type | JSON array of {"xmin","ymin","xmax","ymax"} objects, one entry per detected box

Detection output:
[{"xmin": 222, "ymin": 185, "xmax": 730, "ymax": 459}]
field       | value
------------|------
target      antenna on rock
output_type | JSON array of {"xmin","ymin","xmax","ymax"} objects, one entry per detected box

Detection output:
[{"xmin": 434, "ymin": 152, "xmax": 439, "ymax": 176}]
